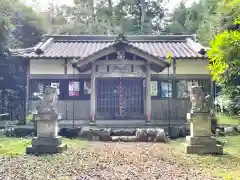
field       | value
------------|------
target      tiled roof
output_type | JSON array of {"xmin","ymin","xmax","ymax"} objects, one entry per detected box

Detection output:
[{"xmin": 10, "ymin": 34, "xmax": 207, "ymax": 59}]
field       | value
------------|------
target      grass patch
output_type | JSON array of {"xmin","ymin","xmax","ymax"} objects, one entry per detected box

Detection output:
[
  {"xmin": 0, "ymin": 136, "xmax": 87, "ymax": 157},
  {"xmin": 170, "ymin": 136, "xmax": 240, "ymax": 179},
  {"xmin": 0, "ymin": 137, "xmax": 31, "ymax": 156},
  {"xmin": 216, "ymin": 114, "xmax": 240, "ymax": 125}
]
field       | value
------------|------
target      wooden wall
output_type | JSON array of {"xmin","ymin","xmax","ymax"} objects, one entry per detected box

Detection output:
[
  {"xmin": 151, "ymin": 99, "xmax": 190, "ymax": 120},
  {"xmin": 29, "ymin": 59, "xmax": 209, "ymax": 75},
  {"xmin": 176, "ymin": 59, "xmax": 209, "ymax": 74},
  {"xmin": 28, "ymin": 99, "xmax": 190, "ymax": 121},
  {"xmin": 30, "ymin": 59, "xmax": 65, "ymax": 74},
  {"xmin": 28, "ymin": 100, "xmax": 90, "ymax": 120}
]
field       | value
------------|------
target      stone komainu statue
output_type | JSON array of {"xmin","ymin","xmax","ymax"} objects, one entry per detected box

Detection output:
[
  {"xmin": 36, "ymin": 86, "xmax": 58, "ymax": 114},
  {"xmin": 190, "ymin": 85, "xmax": 213, "ymax": 113}
]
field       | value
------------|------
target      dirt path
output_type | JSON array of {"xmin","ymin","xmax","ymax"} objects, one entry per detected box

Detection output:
[{"xmin": 0, "ymin": 142, "xmax": 221, "ymax": 180}]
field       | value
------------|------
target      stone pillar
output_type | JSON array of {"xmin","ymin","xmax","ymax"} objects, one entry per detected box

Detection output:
[
  {"xmin": 145, "ymin": 63, "xmax": 151, "ymax": 123},
  {"xmin": 90, "ymin": 62, "xmax": 96, "ymax": 123}
]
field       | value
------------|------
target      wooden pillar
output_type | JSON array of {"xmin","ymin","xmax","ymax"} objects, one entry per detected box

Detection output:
[
  {"xmin": 172, "ymin": 59, "xmax": 177, "ymax": 98},
  {"xmin": 64, "ymin": 59, "xmax": 67, "ymax": 74},
  {"xmin": 91, "ymin": 61, "xmax": 96, "ymax": 123},
  {"xmin": 25, "ymin": 60, "xmax": 30, "ymax": 120},
  {"xmin": 210, "ymin": 79, "xmax": 215, "ymax": 110},
  {"xmin": 146, "ymin": 63, "xmax": 151, "ymax": 122}
]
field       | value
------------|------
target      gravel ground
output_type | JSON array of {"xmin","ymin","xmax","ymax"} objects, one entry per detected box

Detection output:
[{"xmin": 0, "ymin": 142, "xmax": 221, "ymax": 180}]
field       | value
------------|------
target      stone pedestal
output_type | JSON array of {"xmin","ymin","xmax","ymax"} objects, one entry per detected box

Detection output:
[
  {"xmin": 185, "ymin": 112, "xmax": 223, "ymax": 154},
  {"xmin": 26, "ymin": 113, "xmax": 67, "ymax": 154}
]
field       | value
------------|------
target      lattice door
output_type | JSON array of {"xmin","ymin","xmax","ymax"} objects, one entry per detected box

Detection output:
[{"xmin": 96, "ymin": 78, "xmax": 144, "ymax": 120}]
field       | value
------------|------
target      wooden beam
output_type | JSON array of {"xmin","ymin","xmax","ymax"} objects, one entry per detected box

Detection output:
[
  {"xmin": 76, "ymin": 46, "xmax": 116, "ymax": 68},
  {"xmin": 151, "ymin": 74, "xmax": 211, "ymax": 79},
  {"xmin": 95, "ymin": 72, "xmax": 146, "ymax": 78},
  {"xmin": 28, "ymin": 74, "xmax": 91, "ymax": 79},
  {"xmin": 126, "ymin": 46, "xmax": 167, "ymax": 68},
  {"xmin": 95, "ymin": 59, "xmax": 145, "ymax": 65}
]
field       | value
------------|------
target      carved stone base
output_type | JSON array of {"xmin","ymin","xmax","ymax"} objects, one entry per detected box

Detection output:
[
  {"xmin": 26, "ymin": 136, "xmax": 67, "ymax": 154},
  {"xmin": 31, "ymin": 136, "xmax": 62, "ymax": 147},
  {"xmin": 186, "ymin": 136, "xmax": 216, "ymax": 145},
  {"xmin": 26, "ymin": 144, "xmax": 67, "ymax": 154},
  {"xmin": 185, "ymin": 136, "xmax": 223, "ymax": 154},
  {"xmin": 185, "ymin": 144, "xmax": 223, "ymax": 154},
  {"xmin": 190, "ymin": 112, "xmax": 212, "ymax": 137}
]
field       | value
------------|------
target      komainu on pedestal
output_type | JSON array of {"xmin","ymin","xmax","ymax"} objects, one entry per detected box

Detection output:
[
  {"xmin": 26, "ymin": 86, "xmax": 67, "ymax": 154},
  {"xmin": 185, "ymin": 85, "xmax": 223, "ymax": 154}
]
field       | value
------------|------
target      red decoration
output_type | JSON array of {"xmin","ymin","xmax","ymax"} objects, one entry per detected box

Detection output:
[
  {"xmin": 147, "ymin": 112, "xmax": 151, "ymax": 121},
  {"xmin": 91, "ymin": 112, "xmax": 95, "ymax": 121},
  {"xmin": 119, "ymin": 78, "xmax": 124, "ymax": 116}
]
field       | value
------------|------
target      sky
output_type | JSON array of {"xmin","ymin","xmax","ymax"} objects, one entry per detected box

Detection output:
[{"xmin": 23, "ymin": 0, "xmax": 199, "ymax": 12}]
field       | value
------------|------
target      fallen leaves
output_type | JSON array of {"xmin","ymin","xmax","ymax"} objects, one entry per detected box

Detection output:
[{"xmin": 0, "ymin": 142, "xmax": 222, "ymax": 180}]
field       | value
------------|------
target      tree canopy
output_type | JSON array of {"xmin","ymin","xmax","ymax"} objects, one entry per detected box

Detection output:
[{"xmin": 207, "ymin": 0, "xmax": 240, "ymax": 115}]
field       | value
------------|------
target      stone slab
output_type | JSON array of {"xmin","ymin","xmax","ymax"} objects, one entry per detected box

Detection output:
[
  {"xmin": 32, "ymin": 136, "xmax": 62, "ymax": 147},
  {"xmin": 186, "ymin": 136, "xmax": 217, "ymax": 146},
  {"xmin": 26, "ymin": 144, "xmax": 67, "ymax": 154},
  {"xmin": 185, "ymin": 144, "xmax": 223, "ymax": 154}
]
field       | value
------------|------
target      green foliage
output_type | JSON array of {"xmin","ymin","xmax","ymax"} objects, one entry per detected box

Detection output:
[
  {"xmin": 219, "ymin": 0, "xmax": 240, "ymax": 28},
  {"xmin": 165, "ymin": 0, "xmax": 218, "ymax": 36},
  {"xmin": 197, "ymin": 12, "xmax": 221, "ymax": 46},
  {"xmin": 43, "ymin": 0, "xmax": 166, "ymax": 35},
  {"xmin": 165, "ymin": 53, "xmax": 172, "ymax": 65},
  {"xmin": 216, "ymin": 114, "xmax": 240, "ymax": 125},
  {"xmin": 208, "ymin": 26, "xmax": 240, "ymax": 115},
  {"xmin": 0, "ymin": 0, "xmax": 47, "ymax": 49},
  {"xmin": 208, "ymin": 31, "xmax": 240, "ymax": 82},
  {"xmin": 197, "ymin": 0, "xmax": 240, "ymax": 45},
  {"xmin": 0, "ymin": 0, "xmax": 46, "ymax": 121},
  {"xmin": 26, "ymin": 112, "xmax": 34, "ymax": 122}
]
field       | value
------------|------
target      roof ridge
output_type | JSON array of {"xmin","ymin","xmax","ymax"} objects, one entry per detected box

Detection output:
[
  {"xmin": 43, "ymin": 34, "xmax": 196, "ymax": 42},
  {"xmin": 54, "ymin": 39, "xmax": 186, "ymax": 43}
]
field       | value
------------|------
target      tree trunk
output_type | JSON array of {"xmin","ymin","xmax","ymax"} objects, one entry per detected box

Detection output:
[
  {"xmin": 140, "ymin": 0, "xmax": 146, "ymax": 34},
  {"xmin": 89, "ymin": 0, "xmax": 94, "ymax": 34},
  {"xmin": 107, "ymin": 0, "xmax": 114, "ymax": 34}
]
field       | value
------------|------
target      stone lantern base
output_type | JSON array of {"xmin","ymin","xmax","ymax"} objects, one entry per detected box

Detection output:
[
  {"xmin": 185, "ymin": 136, "xmax": 223, "ymax": 154},
  {"xmin": 26, "ymin": 136, "xmax": 67, "ymax": 154},
  {"xmin": 26, "ymin": 113, "xmax": 67, "ymax": 154},
  {"xmin": 185, "ymin": 112, "xmax": 223, "ymax": 155}
]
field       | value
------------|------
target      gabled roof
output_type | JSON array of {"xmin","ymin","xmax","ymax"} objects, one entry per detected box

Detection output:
[{"xmin": 10, "ymin": 34, "xmax": 207, "ymax": 60}]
